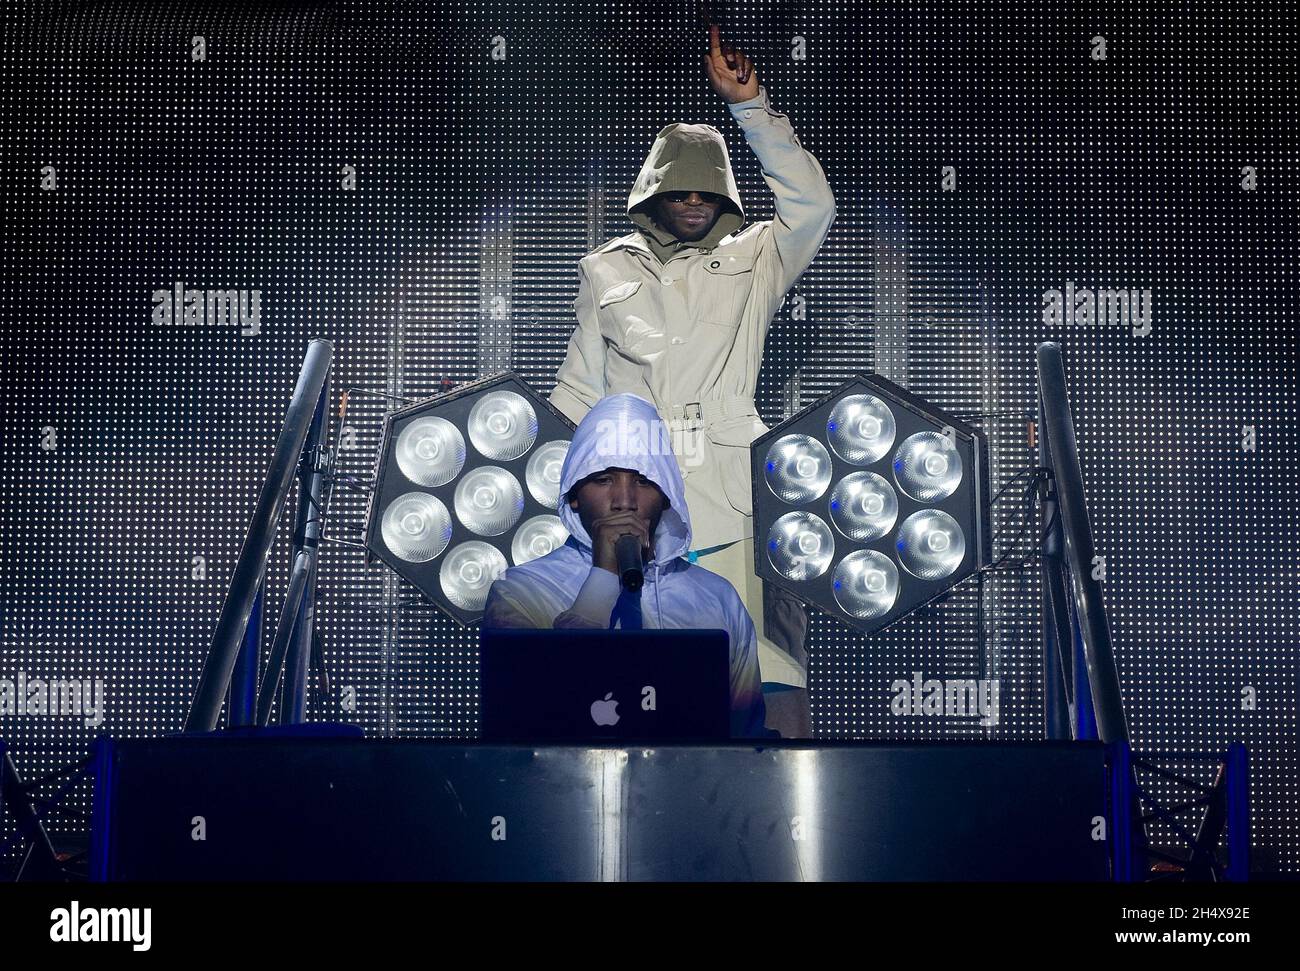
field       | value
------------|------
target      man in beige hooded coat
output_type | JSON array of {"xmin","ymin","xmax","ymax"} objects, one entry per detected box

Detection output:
[{"xmin": 548, "ymin": 26, "xmax": 835, "ymax": 737}]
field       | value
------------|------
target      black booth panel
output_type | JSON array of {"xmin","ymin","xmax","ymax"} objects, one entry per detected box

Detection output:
[{"xmin": 94, "ymin": 738, "xmax": 1109, "ymax": 882}]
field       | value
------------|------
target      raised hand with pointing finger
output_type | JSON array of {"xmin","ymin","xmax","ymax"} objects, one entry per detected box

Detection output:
[{"xmin": 703, "ymin": 24, "xmax": 760, "ymax": 104}]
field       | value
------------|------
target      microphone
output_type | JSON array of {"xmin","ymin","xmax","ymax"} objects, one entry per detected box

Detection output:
[{"xmin": 615, "ymin": 534, "xmax": 644, "ymax": 592}]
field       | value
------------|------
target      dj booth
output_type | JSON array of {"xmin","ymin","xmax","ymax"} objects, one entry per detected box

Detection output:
[
  {"xmin": 73, "ymin": 342, "xmax": 1136, "ymax": 883},
  {"xmin": 89, "ymin": 734, "xmax": 1111, "ymax": 881}
]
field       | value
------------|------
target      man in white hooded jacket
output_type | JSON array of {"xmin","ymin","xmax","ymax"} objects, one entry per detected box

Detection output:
[{"xmin": 482, "ymin": 392, "xmax": 769, "ymax": 738}]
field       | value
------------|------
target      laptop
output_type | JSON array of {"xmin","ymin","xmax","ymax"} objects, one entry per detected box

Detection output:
[{"xmin": 478, "ymin": 628, "xmax": 731, "ymax": 742}]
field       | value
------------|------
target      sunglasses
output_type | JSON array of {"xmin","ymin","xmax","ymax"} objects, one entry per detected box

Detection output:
[{"xmin": 661, "ymin": 191, "xmax": 724, "ymax": 205}]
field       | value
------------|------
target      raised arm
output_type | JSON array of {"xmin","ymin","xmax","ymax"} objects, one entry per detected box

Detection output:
[{"xmin": 705, "ymin": 24, "xmax": 836, "ymax": 296}]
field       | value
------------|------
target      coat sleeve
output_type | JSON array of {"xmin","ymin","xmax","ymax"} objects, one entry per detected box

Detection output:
[
  {"xmin": 483, "ymin": 566, "xmax": 620, "ymax": 630},
  {"xmin": 727, "ymin": 84, "xmax": 836, "ymax": 298},
  {"xmin": 726, "ymin": 590, "xmax": 770, "ymax": 738},
  {"xmin": 482, "ymin": 576, "xmax": 547, "ymax": 629},
  {"xmin": 549, "ymin": 259, "xmax": 605, "ymax": 426},
  {"xmin": 553, "ymin": 567, "xmax": 620, "ymax": 629}
]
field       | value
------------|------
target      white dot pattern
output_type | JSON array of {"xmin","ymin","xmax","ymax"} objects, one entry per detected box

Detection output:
[{"xmin": 0, "ymin": 4, "xmax": 1294, "ymax": 877}]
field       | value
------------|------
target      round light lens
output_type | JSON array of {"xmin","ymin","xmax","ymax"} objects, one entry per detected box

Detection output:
[
  {"xmin": 525, "ymin": 440, "xmax": 570, "ymax": 508},
  {"xmin": 832, "ymin": 550, "xmax": 900, "ymax": 620},
  {"xmin": 893, "ymin": 431, "xmax": 963, "ymax": 502},
  {"xmin": 897, "ymin": 509, "xmax": 966, "ymax": 580},
  {"xmin": 380, "ymin": 492, "xmax": 451, "ymax": 563},
  {"xmin": 468, "ymin": 391, "xmax": 538, "ymax": 461},
  {"xmin": 453, "ymin": 466, "xmax": 524, "ymax": 536},
  {"xmin": 827, "ymin": 394, "xmax": 896, "ymax": 465},
  {"xmin": 511, "ymin": 515, "xmax": 569, "ymax": 565},
  {"xmin": 766, "ymin": 511, "xmax": 834, "ymax": 581},
  {"xmin": 439, "ymin": 541, "xmax": 508, "ymax": 611},
  {"xmin": 395, "ymin": 417, "xmax": 465, "ymax": 487},
  {"xmin": 828, "ymin": 471, "xmax": 898, "ymax": 541},
  {"xmin": 764, "ymin": 434, "xmax": 833, "ymax": 503}
]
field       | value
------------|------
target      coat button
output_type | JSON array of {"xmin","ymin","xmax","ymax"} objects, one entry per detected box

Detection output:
[
  {"xmin": 743, "ymin": 109, "xmax": 754, "ymax": 119},
  {"xmin": 660, "ymin": 276, "xmax": 672, "ymax": 286},
  {"xmin": 710, "ymin": 260, "xmax": 720, "ymax": 269}
]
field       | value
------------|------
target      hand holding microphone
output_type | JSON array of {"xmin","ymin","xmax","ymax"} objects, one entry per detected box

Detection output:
[
  {"xmin": 592, "ymin": 511, "xmax": 652, "ymax": 590},
  {"xmin": 614, "ymin": 534, "xmax": 644, "ymax": 592}
]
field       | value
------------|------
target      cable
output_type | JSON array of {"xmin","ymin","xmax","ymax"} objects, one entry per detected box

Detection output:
[
  {"xmin": 979, "ymin": 498, "xmax": 1059, "ymax": 577},
  {"xmin": 952, "ymin": 468, "xmax": 1059, "ymax": 588},
  {"xmin": 990, "ymin": 465, "xmax": 1047, "ymax": 507},
  {"xmin": 988, "ymin": 474, "xmax": 1042, "ymax": 549}
]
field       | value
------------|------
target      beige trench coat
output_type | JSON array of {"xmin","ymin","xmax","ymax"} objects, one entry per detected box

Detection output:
[{"xmin": 549, "ymin": 84, "xmax": 836, "ymax": 554}]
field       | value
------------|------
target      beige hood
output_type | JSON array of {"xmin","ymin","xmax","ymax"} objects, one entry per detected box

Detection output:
[{"xmin": 627, "ymin": 122, "xmax": 745, "ymax": 253}]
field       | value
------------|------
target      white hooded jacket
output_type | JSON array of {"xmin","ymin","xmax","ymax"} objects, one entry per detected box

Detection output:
[{"xmin": 482, "ymin": 393, "xmax": 768, "ymax": 738}]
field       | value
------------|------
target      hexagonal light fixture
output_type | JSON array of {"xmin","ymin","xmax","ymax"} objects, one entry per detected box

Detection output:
[
  {"xmin": 751, "ymin": 374, "xmax": 990, "ymax": 635},
  {"xmin": 363, "ymin": 373, "xmax": 575, "ymax": 625}
]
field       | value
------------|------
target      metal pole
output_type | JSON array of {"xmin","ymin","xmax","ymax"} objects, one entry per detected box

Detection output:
[
  {"xmin": 1038, "ymin": 390, "xmax": 1073, "ymax": 740},
  {"xmin": 1108, "ymin": 740, "xmax": 1139, "ymax": 882},
  {"xmin": 283, "ymin": 374, "xmax": 330, "ymax": 724},
  {"xmin": 1036, "ymin": 342, "xmax": 1129, "ymax": 743},
  {"xmin": 185, "ymin": 340, "xmax": 333, "ymax": 733},
  {"xmin": 228, "ymin": 580, "xmax": 263, "ymax": 727},
  {"xmin": 1226, "ymin": 742, "xmax": 1250, "ymax": 881},
  {"xmin": 256, "ymin": 551, "xmax": 312, "ymax": 727}
]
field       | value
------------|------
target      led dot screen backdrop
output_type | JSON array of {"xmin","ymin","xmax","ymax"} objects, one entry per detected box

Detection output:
[{"xmin": 1, "ymin": 1, "xmax": 1296, "ymax": 876}]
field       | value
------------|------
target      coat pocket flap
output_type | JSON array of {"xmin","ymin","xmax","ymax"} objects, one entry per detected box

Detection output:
[
  {"xmin": 705, "ymin": 414, "xmax": 768, "ymax": 446},
  {"xmin": 598, "ymin": 280, "xmax": 642, "ymax": 307},
  {"xmin": 702, "ymin": 254, "xmax": 756, "ymax": 275}
]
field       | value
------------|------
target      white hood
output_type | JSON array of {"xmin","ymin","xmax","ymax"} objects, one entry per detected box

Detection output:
[
  {"xmin": 557, "ymin": 393, "xmax": 692, "ymax": 568},
  {"xmin": 484, "ymin": 393, "xmax": 769, "ymax": 734}
]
